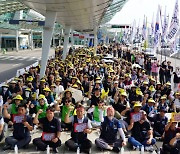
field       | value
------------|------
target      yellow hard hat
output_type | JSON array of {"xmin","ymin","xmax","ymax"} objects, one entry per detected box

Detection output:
[
  {"xmin": 136, "ymin": 90, "xmax": 143, "ymax": 96},
  {"xmin": 96, "ymin": 77, "xmax": 101, "ymax": 80},
  {"xmin": 38, "ymin": 94, "xmax": 45, "ymax": 100},
  {"xmin": 13, "ymin": 95, "xmax": 23, "ymax": 100}
]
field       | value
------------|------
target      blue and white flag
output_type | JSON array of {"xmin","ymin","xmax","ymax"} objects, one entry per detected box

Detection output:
[
  {"xmin": 154, "ymin": 5, "xmax": 161, "ymax": 49},
  {"xmin": 151, "ymin": 13, "xmax": 155, "ymax": 37},
  {"xmin": 162, "ymin": 7, "xmax": 169, "ymax": 43},
  {"xmin": 167, "ymin": 0, "xmax": 179, "ymax": 43}
]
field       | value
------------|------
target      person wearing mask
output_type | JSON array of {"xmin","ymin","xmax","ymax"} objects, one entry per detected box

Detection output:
[
  {"xmin": 65, "ymin": 104, "xmax": 92, "ymax": 154},
  {"xmin": 0, "ymin": 85, "xmax": 11, "ymax": 103},
  {"xmin": 3, "ymin": 104, "xmax": 33, "ymax": 150},
  {"xmin": 95, "ymin": 106, "xmax": 126, "ymax": 153},
  {"xmin": 33, "ymin": 107, "xmax": 61, "ymax": 153}
]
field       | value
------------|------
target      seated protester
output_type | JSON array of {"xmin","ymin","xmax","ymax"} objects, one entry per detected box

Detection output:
[
  {"xmin": 142, "ymin": 98, "xmax": 157, "ymax": 121},
  {"xmin": 36, "ymin": 94, "xmax": 48, "ymax": 119},
  {"xmin": 95, "ymin": 107, "xmax": 126, "ymax": 153},
  {"xmin": 55, "ymin": 98, "xmax": 75, "ymax": 131},
  {"xmin": 33, "ymin": 107, "xmax": 61, "ymax": 153},
  {"xmin": 128, "ymin": 85, "xmax": 137, "ymax": 105},
  {"xmin": 61, "ymin": 89, "xmax": 76, "ymax": 105},
  {"xmin": 152, "ymin": 107, "xmax": 168, "ymax": 138},
  {"xmin": 88, "ymin": 88, "xmax": 101, "ymax": 107},
  {"xmin": 157, "ymin": 95, "xmax": 168, "ymax": 112},
  {"xmin": 0, "ymin": 84, "xmax": 12, "ymax": 103},
  {"xmin": 173, "ymin": 92, "xmax": 180, "ymax": 112},
  {"xmin": 0, "ymin": 116, "xmax": 4, "ymax": 142},
  {"xmin": 65, "ymin": 104, "xmax": 92, "ymax": 153},
  {"xmin": 128, "ymin": 110, "xmax": 156, "ymax": 152},
  {"xmin": 43, "ymin": 87, "xmax": 54, "ymax": 105},
  {"xmin": 54, "ymin": 77, "xmax": 64, "ymax": 97},
  {"xmin": 4, "ymin": 95, "xmax": 23, "ymax": 126},
  {"xmin": 162, "ymin": 119, "xmax": 180, "ymax": 154},
  {"xmin": 22, "ymin": 88, "xmax": 32, "ymax": 104},
  {"xmin": 29, "ymin": 93, "xmax": 38, "ymax": 115},
  {"xmin": 87, "ymin": 99, "xmax": 106, "ymax": 127},
  {"xmin": 3, "ymin": 104, "xmax": 33, "ymax": 150},
  {"xmin": 50, "ymin": 84, "xmax": 57, "ymax": 100}
]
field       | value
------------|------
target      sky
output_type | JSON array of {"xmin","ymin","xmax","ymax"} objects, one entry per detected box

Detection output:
[{"xmin": 109, "ymin": 0, "xmax": 178, "ymax": 27}]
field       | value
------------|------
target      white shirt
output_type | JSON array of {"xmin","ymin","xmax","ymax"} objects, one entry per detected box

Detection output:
[{"xmin": 55, "ymin": 85, "xmax": 64, "ymax": 96}]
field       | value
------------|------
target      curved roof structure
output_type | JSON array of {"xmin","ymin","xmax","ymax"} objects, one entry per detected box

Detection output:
[{"xmin": 19, "ymin": 0, "xmax": 128, "ymax": 32}]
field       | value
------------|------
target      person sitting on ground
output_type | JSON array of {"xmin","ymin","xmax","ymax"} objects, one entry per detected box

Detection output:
[
  {"xmin": 55, "ymin": 98, "xmax": 75, "ymax": 131},
  {"xmin": 128, "ymin": 110, "xmax": 156, "ymax": 152},
  {"xmin": 36, "ymin": 94, "xmax": 48, "ymax": 119},
  {"xmin": 87, "ymin": 99, "xmax": 106, "ymax": 127},
  {"xmin": 65, "ymin": 104, "xmax": 92, "ymax": 154},
  {"xmin": 33, "ymin": 107, "xmax": 61, "ymax": 153},
  {"xmin": 3, "ymin": 104, "xmax": 33, "ymax": 150},
  {"xmin": 43, "ymin": 87, "xmax": 54, "ymax": 105},
  {"xmin": 95, "ymin": 106, "xmax": 126, "ymax": 153},
  {"xmin": 162, "ymin": 119, "xmax": 180, "ymax": 154},
  {"xmin": 151, "ymin": 107, "xmax": 168, "ymax": 139}
]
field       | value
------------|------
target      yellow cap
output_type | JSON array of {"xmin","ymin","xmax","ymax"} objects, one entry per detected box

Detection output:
[
  {"xmin": 96, "ymin": 77, "xmax": 101, "ymax": 80},
  {"xmin": 50, "ymin": 84, "xmax": 56, "ymax": 87},
  {"xmin": 143, "ymin": 81, "xmax": 148, "ymax": 85},
  {"xmin": 27, "ymin": 76, "xmax": 33, "ymax": 82},
  {"xmin": 40, "ymin": 79, "xmax": 46, "ymax": 82},
  {"xmin": 95, "ymin": 80, "xmax": 101, "ymax": 84},
  {"xmin": 166, "ymin": 82, "xmax": 171, "ymax": 86},
  {"xmin": 133, "ymin": 101, "xmax": 142, "ymax": 108},
  {"xmin": 156, "ymin": 81, "xmax": 161, "ymax": 85},
  {"xmin": 121, "ymin": 92, "xmax": 127, "ymax": 97},
  {"xmin": 43, "ymin": 87, "xmax": 51, "ymax": 92},
  {"xmin": 25, "ymin": 88, "xmax": 31, "ymax": 91},
  {"xmin": 3, "ymin": 84, "xmax": 9, "ymax": 87},
  {"xmin": 175, "ymin": 92, "xmax": 180, "ymax": 95},
  {"xmin": 136, "ymin": 90, "xmax": 143, "ymax": 96},
  {"xmin": 76, "ymin": 80, "xmax": 82, "ymax": 85},
  {"xmin": 13, "ymin": 95, "xmax": 23, "ymax": 100},
  {"xmin": 148, "ymin": 98, "xmax": 155, "ymax": 103},
  {"xmin": 161, "ymin": 95, "xmax": 167, "ymax": 99},
  {"xmin": 119, "ymin": 88, "xmax": 125, "ymax": 93},
  {"xmin": 10, "ymin": 80, "xmax": 16, "ymax": 84},
  {"xmin": 38, "ymin": 94, "xmax": 45, "ymax": 100},
  {"xmin": 149, "ymin": 85, "xmax": 155, "ymax": 91},
  {"xmin": 72, "ymin": 84, "xmax": 78, "ymax": 88},
  {"xmin": 71, "ymin": 77, "xmax": 78, "ymax": 80},
  {"xmin": 56, "ymin": 77, "xmax": 62, "ymax": 81},
  {"xmin": 65, "ymin": 89, "xmax": 72, "ymax": 93}
]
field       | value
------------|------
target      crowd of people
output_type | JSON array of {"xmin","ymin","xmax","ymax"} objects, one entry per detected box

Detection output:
[{"xmin": 0, "ymin": 43, "xmax": 179, "ymax": 154}]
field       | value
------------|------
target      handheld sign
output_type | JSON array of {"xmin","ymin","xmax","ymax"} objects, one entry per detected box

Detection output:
[
  {"xmin": 131, "ymin": 112, "xmax": 142, "ymax": 122},
  {"xmin": 171, "ymin": 113, "xmax": 180, "ymax": 122},
  {"xmin": 42, "ymin": 132, "xmax": 55, "ymax": 141},
  {"xmin": 13, "ymin": 115, "xmax": 25, "ymax": 124},
  {"xmin": 74, "ymin": 123, "xmax": 87, "ymax": 132}
]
